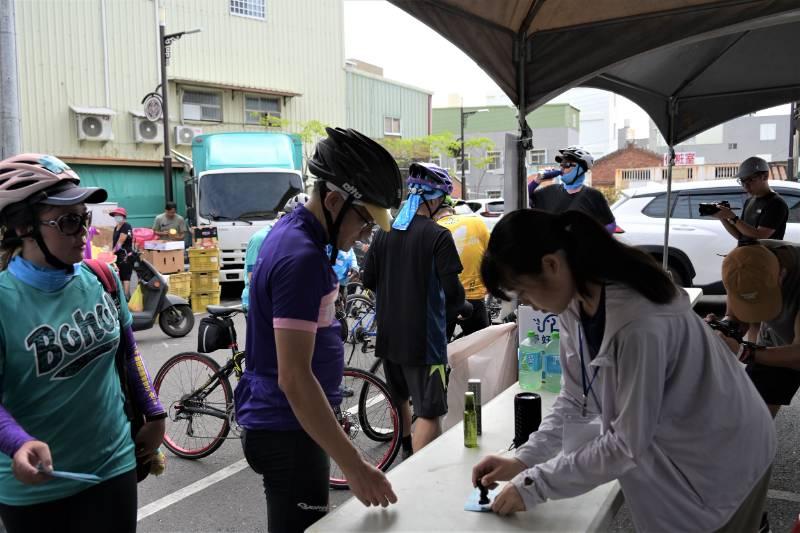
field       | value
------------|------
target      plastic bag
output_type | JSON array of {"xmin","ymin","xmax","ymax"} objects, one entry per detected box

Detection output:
[{"xmin": 128, "ymin": 284, "xmax": 144, "ymax": 312}]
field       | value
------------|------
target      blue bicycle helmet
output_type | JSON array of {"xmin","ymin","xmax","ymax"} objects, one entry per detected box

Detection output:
[{"xmin": 407, "ymin": 162, "xmax": 454, "ymax": 195}]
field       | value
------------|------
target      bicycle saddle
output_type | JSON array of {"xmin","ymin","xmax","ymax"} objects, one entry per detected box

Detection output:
[{"xmin": 206, "ymin": 305, "xmax": 243, "ymax": 317}]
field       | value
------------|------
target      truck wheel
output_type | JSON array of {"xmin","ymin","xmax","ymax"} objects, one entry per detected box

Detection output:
[{"xmin": 159, "ymin": 304, "xmax": 195, "ymax": 338}]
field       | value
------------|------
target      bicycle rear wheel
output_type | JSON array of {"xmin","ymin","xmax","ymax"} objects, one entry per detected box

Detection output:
[
  {"xmin": 153, "ymin": 352, "xmax": 232, "ymax": 459},
  {"xmin": 330, "ymin": 367, "xmax": 401, "ymax": 489}
]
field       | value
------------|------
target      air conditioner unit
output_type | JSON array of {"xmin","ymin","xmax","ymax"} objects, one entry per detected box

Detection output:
[
  {"xmin": 75, "ymin": 114, "xmax": 113, "ymax": 142},
  {"xmin": 133, "ymin": 117, "xmax": 163, "ymax": 144},
  {"xmin": 175, "ymin": 125, "xmax": 202, "ymax": 146},
  {"xmin": 70, "ymin": 106, "xmax": 115, "ymax": 142}
]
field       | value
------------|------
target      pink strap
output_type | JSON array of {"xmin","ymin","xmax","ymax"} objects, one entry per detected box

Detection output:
[{"xmin": 84, "ymin": 259, "xmax": 117, "ymax": 295}]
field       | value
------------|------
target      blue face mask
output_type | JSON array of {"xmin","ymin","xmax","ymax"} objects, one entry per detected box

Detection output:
[
  {"xmin": 8, "ymin": 255, "xmax": 80, "ymax": 292},
  {"xmin": 561, "ymin": 166, "xmax": 586, "ymax": 192}
]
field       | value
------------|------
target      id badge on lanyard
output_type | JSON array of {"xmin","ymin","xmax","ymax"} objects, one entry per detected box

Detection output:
[{"xmin": 563, "ymin": 326, "xmax": 602, "ymax": 454}]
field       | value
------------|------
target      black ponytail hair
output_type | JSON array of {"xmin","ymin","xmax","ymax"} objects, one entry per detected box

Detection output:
[{"xmin": 481, "ymin": 209, "xmax": 677, "ymax": 305}]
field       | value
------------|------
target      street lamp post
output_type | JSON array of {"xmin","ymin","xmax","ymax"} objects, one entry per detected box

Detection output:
[
  {"xmin": 159, "ymin": 19, "xmax": 201, "ymax": 203},
  {"xmin": 459, "ymin": 106, "xmax": 488, "ymax": 200}
]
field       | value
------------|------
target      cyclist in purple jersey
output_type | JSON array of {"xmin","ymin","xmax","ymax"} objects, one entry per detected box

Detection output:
[{"xmin": 235, "ymin": 128, "xmax": 402, "ymax": 532}]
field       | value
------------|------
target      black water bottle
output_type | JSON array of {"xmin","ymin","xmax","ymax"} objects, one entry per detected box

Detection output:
[{"xmin": 513, "ymin": 392, "xmax": 542, "ymax": 448}]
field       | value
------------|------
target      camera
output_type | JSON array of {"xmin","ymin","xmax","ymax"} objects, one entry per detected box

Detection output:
[
  {"xmin": 698, "ymin": 200, "xmax": 730, "ymax": 216},
  {"xmin": 707, "ymin": 318, "xmax": 744, "ymax": 343}
]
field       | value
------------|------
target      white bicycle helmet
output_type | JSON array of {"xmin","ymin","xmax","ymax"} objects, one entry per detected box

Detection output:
[
  {"xmin": 284, "ymin": 193, "xmax": 310, "ymax": 212},
  {"xmin": 555, "ymin": 146, "xmax": 594, "ymax": 170}
]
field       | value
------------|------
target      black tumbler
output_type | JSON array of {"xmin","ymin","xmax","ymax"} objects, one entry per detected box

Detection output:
[{"xmin": 514, "ymin": 392, "xmax": 542, "ymax": 448}]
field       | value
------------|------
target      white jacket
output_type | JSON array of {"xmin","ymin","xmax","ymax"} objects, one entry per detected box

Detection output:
[{"xmin": 512, "ymin": 284, "xmax": 776, "ymax": 532}]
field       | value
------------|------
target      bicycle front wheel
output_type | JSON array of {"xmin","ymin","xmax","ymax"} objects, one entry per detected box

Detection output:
[
  {"xmin": 153, "ymin": 352, "xmax": 232, "ymax": 459},
  {"xmin": 330, "ymin": 367, "xmax": 401, "ymax": 489}
]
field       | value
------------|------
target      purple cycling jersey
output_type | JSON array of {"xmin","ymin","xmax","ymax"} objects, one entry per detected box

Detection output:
[{"xmin": 234, "ymin": 206, "xmax": 343, "ymax": 431}]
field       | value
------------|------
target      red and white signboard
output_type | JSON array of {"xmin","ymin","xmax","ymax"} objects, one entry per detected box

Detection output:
[{"xmin": 663, "ymin": 152, "xmax": 696, "ymax": 166}]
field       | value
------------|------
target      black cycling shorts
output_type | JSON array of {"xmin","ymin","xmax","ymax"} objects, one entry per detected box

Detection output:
[
  {"xmin": 747, "ymin": 363, "xmax": 800, "ymax": 406},
  {"xmin": 242, "ymin": 428, "xmax": 330, "ymax": 532},
  {"xmin": 382, "ymin": 359, "xmax": 448, "ymax": 419}
]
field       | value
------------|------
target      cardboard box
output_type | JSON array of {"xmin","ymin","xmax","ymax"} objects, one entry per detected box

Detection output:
[
  {"xmin": 92, "ymin": 226, "xmax": 115, "ymax": 250},
  {"xmin": 141, "ymin": 249, "xmax": 184, "ymax": 274},
  {"xmin": 144, "ymin": 239, "xmax": 185, "ymax": 251}
]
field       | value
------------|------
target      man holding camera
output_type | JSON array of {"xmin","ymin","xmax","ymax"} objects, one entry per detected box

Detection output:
[{"xmin": 712, "ymin": 156, "xmax": 788, "ymax": 245}]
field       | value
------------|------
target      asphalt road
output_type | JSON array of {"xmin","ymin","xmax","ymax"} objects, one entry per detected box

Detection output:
[{"xmin": 130, "ymin": 289, "xmax": 799, "ymax": 533}]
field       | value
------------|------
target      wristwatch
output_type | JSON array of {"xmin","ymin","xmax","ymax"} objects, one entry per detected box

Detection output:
[
  {"xmin": 736, "ymin": 343, "xmax": 758, "ymax": 365},
  {"xmin": 728, "ymin": 215, "xmax": 739, "ymax": 225}
]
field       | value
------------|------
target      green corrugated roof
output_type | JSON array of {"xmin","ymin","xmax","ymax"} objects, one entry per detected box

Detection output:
[{"xmin": 431, "ymin": 103, "xmax": 579, "ymax": 135}]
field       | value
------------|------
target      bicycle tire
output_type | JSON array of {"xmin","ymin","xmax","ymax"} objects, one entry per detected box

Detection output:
[
  {"xmin": 330, "ymin": 367, "xmax": 401, "ymax": 489},
  {"xmin": 153, "ymin": 352, "xmax": 232, "ymax": 459}
]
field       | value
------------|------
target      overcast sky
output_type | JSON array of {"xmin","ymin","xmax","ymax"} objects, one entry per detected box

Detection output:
[{"xmin": 343, "ymin": 0, "xmax": 788, "ymax": 136}]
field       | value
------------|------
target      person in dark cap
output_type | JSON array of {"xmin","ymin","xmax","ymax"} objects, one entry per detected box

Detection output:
[{"xmin": 712, "ymin": 156, "xmax": 788, "ymax": 246}]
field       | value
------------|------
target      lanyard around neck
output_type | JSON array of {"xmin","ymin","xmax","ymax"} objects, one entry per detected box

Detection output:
[{"xmin": 578, "ymin": 326, "xmax": 601, "ymax": 417}]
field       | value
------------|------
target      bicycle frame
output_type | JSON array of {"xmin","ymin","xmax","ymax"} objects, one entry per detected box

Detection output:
[{"xmin": 175, "ymin": 321, "xmax": 244, "ymax": 422}]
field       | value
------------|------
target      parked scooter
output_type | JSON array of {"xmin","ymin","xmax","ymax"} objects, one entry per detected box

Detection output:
[{"xmin": 129, "ymin": 250, "xmax": 195, "ymax": 337}]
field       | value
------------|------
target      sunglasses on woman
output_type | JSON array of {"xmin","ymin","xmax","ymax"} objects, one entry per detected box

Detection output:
[
  {"xmin": 560, "ymin": 161, "xmax": 577, "ymax": 169},
  {"xmin": 40, "ymin": 211, "xmax": 92, "ymax": 236}
]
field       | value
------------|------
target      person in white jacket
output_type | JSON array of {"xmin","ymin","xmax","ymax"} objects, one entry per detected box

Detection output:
[{"xmin": 473, "ymin": 208, "xmax": 776, "ymax": 533}]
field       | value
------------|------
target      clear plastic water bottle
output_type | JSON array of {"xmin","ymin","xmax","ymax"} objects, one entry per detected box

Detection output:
[
  {"xmin": 542, "ymin": 332, "xmax": 562, "ymax": 393},
  {"xmin": 518, "ymin": 331, "xmax": 543, "ymax": 391}
]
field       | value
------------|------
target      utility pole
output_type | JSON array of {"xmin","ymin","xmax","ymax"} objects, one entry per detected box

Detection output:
[
  {"xmin": 460, "ymin": 104, "xmax": 467, "ymax": 200},
  {"xmin": 459, "ymin": 105, "xmax": 488, "ymax": 200},
  {"xmin": 158, "ymin": 1, "xmax": 200, "ymax": 203},
  {"xmin": 788, "ymin": 101, "xmax": 799, "ymax": 182},
  {"xmin": 159, "ymin": 17, "xmax": 173, "ymax": 203},
  {"xmin": 0, "ymin": 0, "xmax": 21, "ymax": 159}
]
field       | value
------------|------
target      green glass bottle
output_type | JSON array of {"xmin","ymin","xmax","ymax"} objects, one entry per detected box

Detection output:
[{"xmin": 464, "ymin": 391, "xmax": 478, "ymax": 448}]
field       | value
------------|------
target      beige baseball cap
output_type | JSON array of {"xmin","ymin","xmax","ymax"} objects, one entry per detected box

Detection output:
[{"xmin": 722, "ymin": 245, "xmax": 782, "ymax": 323}]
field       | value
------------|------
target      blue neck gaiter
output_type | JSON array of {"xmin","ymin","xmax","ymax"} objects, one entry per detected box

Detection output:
[
  {"xmin": 8, "ymin": 255, "xmax": 80, "ymax": 292},
  {"xmin": 561, "ymin": 167, "xmax": 586, "ymax": 192}
]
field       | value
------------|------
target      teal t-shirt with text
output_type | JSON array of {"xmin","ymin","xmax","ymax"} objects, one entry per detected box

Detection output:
[{"xmin": 0, "ymin": 266, "xmax": 135, "ymax": 505}]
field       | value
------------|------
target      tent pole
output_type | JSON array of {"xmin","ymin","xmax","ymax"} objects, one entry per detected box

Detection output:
[
  {"xmin": 662, "ymin": 98, "xmax": 677, "ymax": 274},
  {"xmin": 516, "ymin": 33, "xmax": 528, "ymax": 211}
]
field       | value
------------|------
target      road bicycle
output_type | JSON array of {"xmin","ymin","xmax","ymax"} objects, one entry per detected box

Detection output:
[{"xmin": 152, "ymin": 304, "xmax": 402, "ymax": 488}]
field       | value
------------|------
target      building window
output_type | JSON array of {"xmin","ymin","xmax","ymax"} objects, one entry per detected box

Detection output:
[
  {"xmin": 728, "ymin": 143, "xmax": 737, "ymax": 150},
  {"xmin": 486, "ymin": 151, "xmax": 502, "ymax": 171},
  {"xmin": 760, "ymin": 123, "xmax": 776, "ymax": 141},
  {"xmin": 527, "ymin": 149, "xmax": 546, "ymax": 165},
  {"xmin": 455, "ymin": 157, "xmax": 470, "ymax": 173},
  {"xmin": 245, "ymin": 95, "xmax": 281, "ymax": 125},
  {"xmin": 384, "ymin": 117, "xmax": 401, "ymax": 136},
  {"xmin": 182, "ymin": 90, "xmax": 222, "ymax": 122},
  {"xmin": 230, "ymin": 0, "xmax": 265, "ymax": 19}
]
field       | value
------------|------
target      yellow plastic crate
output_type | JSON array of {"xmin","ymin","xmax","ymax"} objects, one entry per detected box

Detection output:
[
  {"xmin": 191, "ymin": 271, "xmax": 220, "ymax": 292},
  {"xmin": 190, "ymin": 290, "xmax": 221, "ymax": 314},
  {"xmin": 188, "ymin": 247, "xmax": 220, "ymax": 272},
  {"xmin": 167, "ymin": 272, "xmax": 192, "ymax": 299}
]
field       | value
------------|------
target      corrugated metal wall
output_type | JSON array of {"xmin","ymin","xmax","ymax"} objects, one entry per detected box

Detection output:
[
  {"xmin": 15, "ymin": 0, "xmax": 346, "ymax": 160},
  {"xmin": 346, "ymin": 70, "xmax": 430, "ymax": 139}
]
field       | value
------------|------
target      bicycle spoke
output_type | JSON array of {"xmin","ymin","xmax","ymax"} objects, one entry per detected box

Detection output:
[{"xmin": 154, "ymin": 353, "xmax": 232, "ymax": 459}]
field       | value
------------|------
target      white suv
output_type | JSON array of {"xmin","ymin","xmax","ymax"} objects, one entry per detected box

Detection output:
[{"xmin": 612, "ymin": 179, "xmax": 800, "ymax": 293}]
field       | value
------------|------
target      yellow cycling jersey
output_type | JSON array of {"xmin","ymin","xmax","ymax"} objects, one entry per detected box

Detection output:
[{"xmin": 437, "ymin": 214, "xmax": 490, "ymax": 300}]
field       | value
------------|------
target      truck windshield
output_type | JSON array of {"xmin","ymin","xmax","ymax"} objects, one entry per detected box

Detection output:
[{"xmin": 199, "ymin": 171, "xmax": 302, "ymax": 221}]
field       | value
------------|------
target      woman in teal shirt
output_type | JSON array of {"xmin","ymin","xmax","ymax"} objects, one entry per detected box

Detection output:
[{"xmin": 0, "ymin": 154, "xmax": 166, "ymax": 532}]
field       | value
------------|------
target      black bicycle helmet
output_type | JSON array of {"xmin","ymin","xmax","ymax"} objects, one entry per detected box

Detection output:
[
  {"xmin": 308, "ymin": 127, "xmax": 403, "ymax": 213},
  {"xmin": 308, "ymin": 127, "xmax": 403, "ymax": 264}
]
